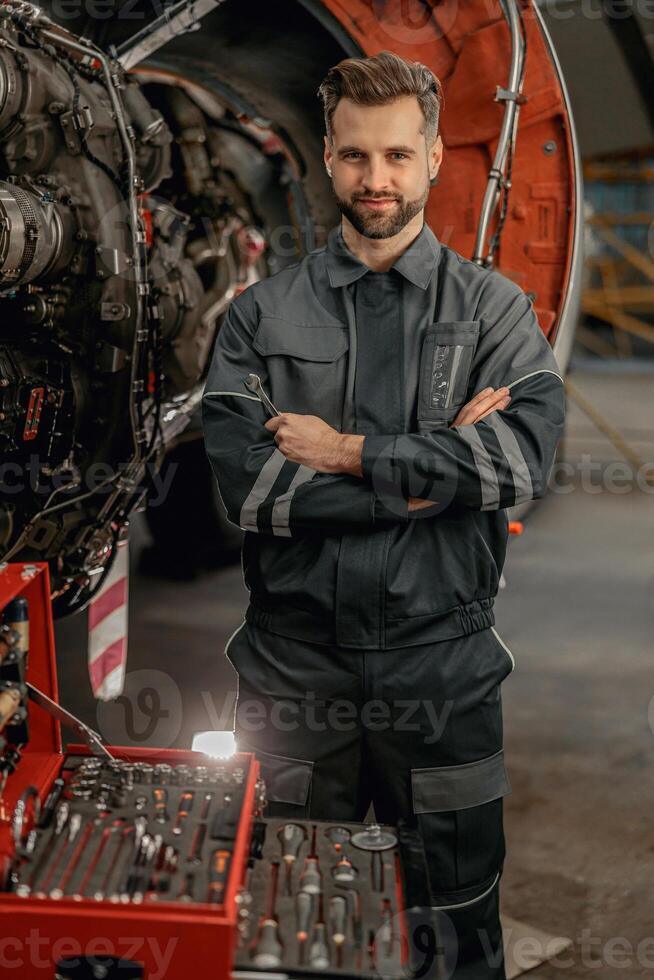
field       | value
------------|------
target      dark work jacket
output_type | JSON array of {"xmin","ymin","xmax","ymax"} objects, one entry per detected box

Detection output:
[{"xmin": 202, "ymin": 223, "xmax": 566, "ymax": 649}]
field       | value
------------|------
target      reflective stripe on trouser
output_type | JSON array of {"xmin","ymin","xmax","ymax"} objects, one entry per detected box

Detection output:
[{"xmin": 226, "ymin": 623, "xmax": 515, "ymax": 980}]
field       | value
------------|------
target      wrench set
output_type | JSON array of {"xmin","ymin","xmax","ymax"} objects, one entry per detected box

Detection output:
[
  {"xmin": 234, "ymin": 820, "xmax": 408, "ymax": 977},
  {"xmin": 7, "ymin": 754, "xmax": 253, "ymax": 905}
]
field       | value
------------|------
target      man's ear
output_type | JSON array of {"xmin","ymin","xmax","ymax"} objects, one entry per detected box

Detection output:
[
  {"xmin": 429, "ymin": 134, "xmax": 443, "ymax": 182},
  {"xmin": 324, "ymin": 135, "xmax": 333, "ymax": 177}
]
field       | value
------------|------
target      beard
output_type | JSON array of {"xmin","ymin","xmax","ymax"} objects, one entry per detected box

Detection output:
[{"xmin": 333, "ymin": 183, "xmax": 430, "ymax": 239}]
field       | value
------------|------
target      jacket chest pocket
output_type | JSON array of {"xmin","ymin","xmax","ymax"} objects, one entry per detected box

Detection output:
[
  {"xmin": 417, "ymin": 321, "xmax": 480, "ymax": 430},
  {"xmin": 253, "ymin": 316, "xmax": 349, "ymax": 428}
]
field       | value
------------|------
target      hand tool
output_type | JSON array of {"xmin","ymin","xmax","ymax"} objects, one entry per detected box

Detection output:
[
  {"xmin": 379, "ymin": 897, "xmax": 394, "ymax": 959},
  {"xmin": 75, "ymin": 814, "xmax": 118, "ymax": 898},
  {"xmin": 277, "ymin": 823, "xmax": 305, "ymax": 894},
  {"xmin": 37, "ymin": 777, "xmax": 65, "ymax": 829},
  {"xmin": 367, "ymin": 928, "xmax": 376, "ymax": 970},
  {"xmin": 94, "ymin": 821, "xmax": 131, "ymax": 900},
  {"xmin": 52, "ymin": 810, "xmax": 109, "ymax": 897},
  {"xmin": 153, "ymin": 763, "xmax": 173, "ymax": 784},
  {"xmin": 36, "ymin": 812, "xmax": 82, "ymax": 896},
  {"xmin": 308, "ymin": 894, "xmax": 330, "ymax": 969},
  {"xmin": 371, "ymin": 850, "xmax": 385, "ymax": 892},
  {"xmin": 351, "ymin": 822, "xmax": 397, "ymax": 851},
  {"xmin": 177, "ymin": 870, "xmax": 195, "ymax": 902},
  {"xmin": 172, "ymin": 791, "xmax": 194, "ymax": 835},
  {"xmin": 131, "ymin": 834, "xmax": 163, "ymax": 902},
  {"xmin": 235, "ymin": 873, "xmax": 254, "ymax": 947},
  {"xmin": 27, "ymin": 682, "xmax": 114, "ymax": 759},
  {"xmin": 329, "ymin": 894, "xmax": 348, "ymax": 967},
  {"xmin": 199, "ymin": 791, "xmax": 213, "ymax": 820},
  {"xmin": 17, "ymin": 800, "xmax": 67, "ymax": 896},
  {"xmin": 325, "ymin": 825, "xmax": 351, "ymax": 852},
  {"xmin": 332, "ymin": 854, "xmax": 358, "ymax": 884},
  {"xmin": 243, "ymin": 373, "xmax": 280, "ymax": 418},
  {"xmin": 299, "ymin": 824, "xmax": 321, "ymax": 894},
  {"xmin": 295, "ymin": 890, "xmax": 313, "ymax": 965},
  {"xmin": 187, "ymin": 821, "xmax": 207, "ymax": 864},
  {"xmin": 153, "ymin": 787, "xmax": 169, "ymax": 823},
  {"xmin": 135, "ymin": 763, "xmax": 154, "ymax": 784},
  {"xmin": 206, "ymin": 847, "xmax": 231, "ymax": 904},
  {"xmin": 343, "ymin": 888, "xmax": 363, "ymax": 971},
  {"xmin": 174, "ymin": 764, "xmax": 192, "ymax": 785},
  {"xmin": 209, "ymin": 790, "xmax": 239, "ymax": 842},
  {"xmin": 252, "ymin": 860, "xmax": 283, "ymax": 968}
]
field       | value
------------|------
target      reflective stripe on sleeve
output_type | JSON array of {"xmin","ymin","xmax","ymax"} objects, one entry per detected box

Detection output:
[
  {"xmin": 270, "ymin": 465, "xmax": 317, "ymax": 537},
  {"xmin": 485, "ymin": 413, "xmax": 534, "ymax": 504},
  {"xmin": 456, "ymin": 423, "xmax": 500, "ymax": 510},
  {"xmin": 239, "ymin": 448, "xmax": 287, "ymax": 531}
]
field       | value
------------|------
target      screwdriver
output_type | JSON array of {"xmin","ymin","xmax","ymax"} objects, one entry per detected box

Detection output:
[
  {"xmin": 329, "ymin": 894, "xmax": 348, "ymax": 967},
  {"xmin": 277, "ymin": 823, "xmax": 305, "ymax": 895},
  {"xmin": 37, "ymin": 812, "xmax": 82, "ymax": 896},
  {"xmin": 18, "ymin": 802, "xmax": 70, "ymax": 896},
  {"xmin": 172, "ymin": 791, "xmax": 194, "ymax": 836},
  {"xmin": 344, "ymin": 888, "xmax": 363, "ymax": 971},
  {"xmin": 207, "ymin": 847, "xmax": 231, "ymax": 904},
  {"xmin": 379, "ymin": 897, "xmax": 394, "ymax": 959},
  {"xmin": 53, "ymin": 811, "xmax": 109, "ymax": 897},
  {"xmin": 153, "ymin": 787, "xmax": 169, "ymax": 824},
  {"xmin": 308, "ymin": 894, "xmax": 330, "ymax": 969},
  {"xmin": 332, "ymin": 854, "xmax": 358, "ymax": 884},
  {"xmin": 295, "ymin": 890, "xmax": 313, "ymax": 964},
  {"xmin": 371, "ymin": 850, "xmax": 385, "ymax": 891},
  {"xmin": 252, "ymin": 860, "xmax": 283, "ymax": 968},
  {"xmin": 299, "ymin": 825, "xmax": 322, "ymax": 894},
  {"xmin": 75, "ymin": 815, "xmax": 117, "ymax": 898}
]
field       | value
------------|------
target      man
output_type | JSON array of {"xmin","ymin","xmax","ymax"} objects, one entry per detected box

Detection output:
[{"xmin": 202, "ymin": 50, "xmax": 565, "ymax": 979}]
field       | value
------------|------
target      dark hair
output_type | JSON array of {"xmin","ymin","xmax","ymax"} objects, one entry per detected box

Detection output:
[{"xmin": 317, "ymin": 50, "xmax": 443, "ymax": 146}]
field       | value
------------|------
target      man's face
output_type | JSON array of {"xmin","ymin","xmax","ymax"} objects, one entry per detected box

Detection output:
[{"xmin": 324, "ymin": 94, "xmax": 442, "ymax": 239}]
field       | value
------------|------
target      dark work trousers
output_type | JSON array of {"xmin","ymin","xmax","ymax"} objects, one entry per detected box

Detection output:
[{"xmin": 226, "ymin": 621, "xmax": 515, "ymax": 980}]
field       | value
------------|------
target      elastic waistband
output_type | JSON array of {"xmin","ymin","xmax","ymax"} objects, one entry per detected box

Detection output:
[{"xmin": 245, "ymin": 597, "xmax": 495, "ymax": 650}]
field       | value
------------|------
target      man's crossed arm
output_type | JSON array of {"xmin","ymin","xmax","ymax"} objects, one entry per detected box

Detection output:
[
  {"xmin": 202, "ymin": 283, "xmax": 565, "ymax": 535},
  {"xmin": 265, "ymin": 387, "xmax": 512, "ymax": 512}
]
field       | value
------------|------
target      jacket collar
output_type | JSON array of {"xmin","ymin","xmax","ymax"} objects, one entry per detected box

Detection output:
[{"xmin": 325, "ymin": 220, "xmax": 441, "ymax": 290}]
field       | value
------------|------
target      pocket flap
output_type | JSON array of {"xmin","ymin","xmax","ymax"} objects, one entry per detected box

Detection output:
[
  {"xmin": 427, "ymin": 321, "xmax": 481, "ymax": 345},
  {"xmin": 254, "ymin": 748, "xmax": 313, "ymax": 805},
  {"xmin": 253, "ymin": 317, "xmax": 349, "ymax": 361},
  {"xmin": 411, "ymin": 749, "xmax": 510, "ymax": 814}
]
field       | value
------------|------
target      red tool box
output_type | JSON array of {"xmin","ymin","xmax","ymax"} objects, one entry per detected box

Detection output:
[{"xmin": 0, "ymin": 561, "xmax": 261, "ymax": 980}]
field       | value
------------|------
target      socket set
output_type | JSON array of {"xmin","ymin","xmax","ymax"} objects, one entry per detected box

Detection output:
[
  {"xmin": 5, "ymin": 754, "xmax": 258, "ymax": 906},
  {"xmin": 235, "ymin": 820, "xmax": 411, "ymax": 978}
]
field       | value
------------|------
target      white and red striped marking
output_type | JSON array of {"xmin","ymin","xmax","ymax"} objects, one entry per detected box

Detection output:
[{"xmin": 88, "ymin": 536, "xmax": 129, "ymax": 701}]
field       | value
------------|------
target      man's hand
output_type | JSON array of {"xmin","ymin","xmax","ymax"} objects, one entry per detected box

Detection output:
[
  {"xmin": 265, "ymin": 414, "xmax": 364, "ymax": 475},
  {"xmin": 409, "ymin": 387, "xmax": 511, "ymax": 511},
  {"xmin": 451, "ymin": 387, "xmax": 511, "ymax": 427}
]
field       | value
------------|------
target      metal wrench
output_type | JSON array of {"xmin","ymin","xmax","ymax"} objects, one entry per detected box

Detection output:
[{"xmin": 243, "ymin": 374, "xmax": 280, "ymax": 418}]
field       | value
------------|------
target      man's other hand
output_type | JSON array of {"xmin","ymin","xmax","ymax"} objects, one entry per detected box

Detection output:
[
  {"xmin": 451, "ymin": 387, "xmax": 511, "ymax": 427},
  {"xmin": 408, "ymin": 387, "xmax": 511, "ymax": 511}
]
